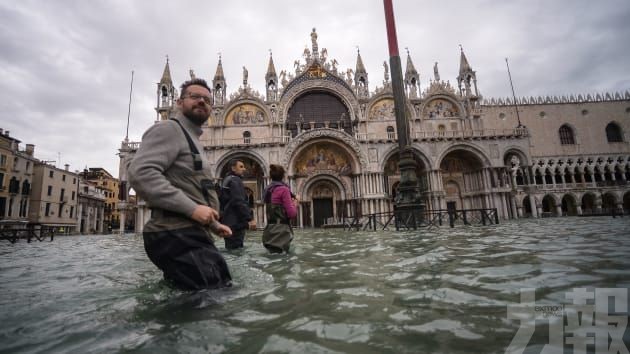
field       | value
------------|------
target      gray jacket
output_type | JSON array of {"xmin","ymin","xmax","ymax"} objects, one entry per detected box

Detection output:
[{"xmin": 128, "ymin": 114, "xmax": 219, "ymax": 232}]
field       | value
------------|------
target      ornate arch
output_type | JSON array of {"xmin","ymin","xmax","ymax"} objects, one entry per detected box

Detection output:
[
  {"xmin": 561, "ymin": 192, "xmax": 580, "ymax": 204},
  {"xmin": 436, "ymin": 142, "xmax": 492, "ymax": 168},
  {"xmin": 283, "ymin": 128, "xmax": 368, "ymax": 172},
  {"xmin": 419, "ymin": 94, "xmax": 465, "ymax": 119},
  {"xmin": 602, "ymin": 191, "xmax": 621, "ymax": 204},
  {"xmin": 221, "ymin": 99, "xmax": 271, "ymax": 126},
  {"xmin": 381, "ymin": 145, "xmax": 433, "ymax": 171},
  {"xmin": 365, "ymin": 92, "xmax": 416, "ymax": 121},
  {"xmin": 542, "ymin": 193, "xmax": 561, "ymax": 205},
  {"xmin": 521, "ymin": 194, "xmax": 540, "ymax": 208},
  {"xmin": 503, "ymin": 146, "xmax": 530, "ymax": 166},
  {"xmin": 279, "ymin": 80, "xmax": 359, "ymax": 122},
  {"xmin": 298, "ymin": 173, "xmax": 351, "ymax": 201}
]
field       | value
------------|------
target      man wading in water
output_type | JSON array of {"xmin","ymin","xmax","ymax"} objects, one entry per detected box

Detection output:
[{"xmin": 128, "ymin": 79, "xmax": 234, "ymax": 290}]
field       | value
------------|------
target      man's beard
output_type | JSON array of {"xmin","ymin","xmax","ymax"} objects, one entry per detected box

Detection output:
[{"xmin": 183, "ymin": 105, "xmax": 209, "ymax": 125}]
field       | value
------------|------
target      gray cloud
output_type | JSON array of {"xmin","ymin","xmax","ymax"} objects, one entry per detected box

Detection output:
[{"xmin": 1, "ymin": 0, "xmax": 628, "ymax": 175}]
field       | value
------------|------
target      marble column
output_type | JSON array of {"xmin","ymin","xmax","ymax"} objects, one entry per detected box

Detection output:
[{"xmin": 555, "ymin": 204, "xmax": 563, "ymax": 217}]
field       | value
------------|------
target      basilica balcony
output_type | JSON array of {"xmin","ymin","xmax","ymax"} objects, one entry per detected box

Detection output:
[
  {"xmin": 353, "ymin": 128, "xmax": 529, "ymax": 142},
  {"xmin": 207, "ymin": 135, "xmax": 291, "ymax": 148}
]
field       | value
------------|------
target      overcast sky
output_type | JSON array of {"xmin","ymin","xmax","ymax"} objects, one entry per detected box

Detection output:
[{"xmin": 1, "ymin": 0, "xmax": 629, "ymax": 177}]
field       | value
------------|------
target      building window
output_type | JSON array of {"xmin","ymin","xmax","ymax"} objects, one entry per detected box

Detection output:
[
  {"xmin": 438, "ymin": 124, "xmax": 446, "ymax": 135},
  {"xmin": 47, "ymin": 185, "xmax": 52, "ymax": 196},
  {"xmin": 60, "ymin": 188, "xmax": 65, "ymax": 202},
  {"xmin": 21, "ymin": 180, "xmax": 30, "ymax": 195},
  {"xmin": 0, "ymin": 154, "xmax": 6, "ymax": 168},
  {"xmin": 49, "ymin": 170, "xmax": 54, "ymax": 178},
  {"xmin": 45, "ymin": 203, "xmax": 50, "ymax": 216},
  {"xmin": 606, "ymin": 122, "xmax": 623, "ymax": 142},
  {"xmin": 559, "ymin": 125, "xmax": 575, "ymax": 145},
  {"xmin": 62, "ymin": 175, "xmax": 66, "ymax": 182},
  {"xmin": 386, "ymin": 126, "xmax": 395, "ymax": 139},
  {"xmin": 70, "ymin": 206, "xmax": 74, "ymax": 218},
  {"xmin": 243, "ymin": 131, "xmax": 251, "ymax": 144},
  {"xmin": 0, "ymin": 172, "xmax": 4, "ymax": 189},
  {"xmin": 72, "ymin": 191, "xmax": 75, "ymax": 200},
  {"xmin": 8, "ymin": 177, "xmax": 19, "ymax": 194},
  {"xmin": 73, "ymin": 178, "xmax": 76, "ymax": 184},
  {"xmin": 58, "ymin": 204, "xmax": 63, "ymax": 217}
]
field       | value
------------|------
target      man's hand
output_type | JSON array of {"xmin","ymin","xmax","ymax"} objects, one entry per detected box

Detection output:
[
  {"xmin": 248, "ymin": 220, "xmax": 257, "ymax": 230},
  {"xmin": 212, "ymin": 223, "xmax": 233, "ymax": 238},
  {"xmin": 190, "ymin": 205, "xmax": 219, "ymax": 225}
]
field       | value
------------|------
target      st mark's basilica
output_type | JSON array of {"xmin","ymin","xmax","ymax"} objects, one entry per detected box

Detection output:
[{"xmin": 119, "ymin": 29, "xmax": 630, "ymax": 231}]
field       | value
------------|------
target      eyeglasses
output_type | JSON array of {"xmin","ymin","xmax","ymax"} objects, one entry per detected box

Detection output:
[{"xmin": 183, "ymin": 94, "xmax": 212, "ymax": 105}]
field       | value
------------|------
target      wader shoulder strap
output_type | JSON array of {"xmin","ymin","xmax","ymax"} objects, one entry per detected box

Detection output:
[{"xmin": 171, "ymin": 118, "xmax": 202, "ymax": 171}]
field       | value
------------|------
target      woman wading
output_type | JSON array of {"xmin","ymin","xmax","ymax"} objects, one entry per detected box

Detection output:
[{"xmin": 261, "ymin": 165, "xmax": 298, "ymax": 253}]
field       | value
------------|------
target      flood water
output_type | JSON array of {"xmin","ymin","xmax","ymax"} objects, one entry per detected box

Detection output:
[{"xmin": 1, "ymin": 217, "xmax": 629, "ymax": 354}]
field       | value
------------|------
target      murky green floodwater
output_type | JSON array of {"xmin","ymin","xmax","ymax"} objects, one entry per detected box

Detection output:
[{"xmin": 1, "ymin": 217, "xmax": 629, "ymax": 354}]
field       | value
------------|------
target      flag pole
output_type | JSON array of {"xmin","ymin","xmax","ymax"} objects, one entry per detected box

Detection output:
[
  {"xmin": 505, "ymin": 58, "xmax": 524, "ymax": 128},
  {"xmin": 383, "ymin": 0, "xmax": 424, "ymax": 227},
  {"xmin": 125, "ymin": 70, "xmax": 134, "ymax": 141}
]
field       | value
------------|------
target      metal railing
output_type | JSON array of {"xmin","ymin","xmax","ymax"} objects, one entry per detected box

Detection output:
[
  {"xmin": 210, "ymin": 135, "xmax": 291, "ymax": 146},
  {"xmin": 341, "ymin": 208, "xmax": 499, "ymax": 231},
  {"xmin": 354, "ymin": 128, "xmax": 528, "ymax": 142},
  {"xmin": 0, "ymin": 222, "xmax": 56, "ymax": 243}
]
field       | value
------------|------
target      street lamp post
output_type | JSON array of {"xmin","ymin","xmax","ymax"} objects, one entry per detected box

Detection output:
[{"xmin": 383, "ymin": 0, "xmax": 425, "ymax": 227}]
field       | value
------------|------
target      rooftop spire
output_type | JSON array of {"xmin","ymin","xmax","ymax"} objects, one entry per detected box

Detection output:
[
  {"xmin": 213, "ymin": 53, "xmax": 225, "ymax": 81},
  {"xmin": 459, "ymin": 45, "xmax": 472, "ymax": 75},
  {"xmin": 266, "ymin": 50, "xmax": 277, "ymax": 79},
  {"xmin": 355, "ymin": 47, "xmax": 366, "ymax": 73},
  {"xmin": 159, "ymin": 55, "xmax": 172, "ymax": 85},
  {"xmin": 404, "ymin": 48, "xmax": 418, "ymax": 77}
]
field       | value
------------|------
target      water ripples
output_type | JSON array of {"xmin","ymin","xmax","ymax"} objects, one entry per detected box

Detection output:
[{"xmin": 1, "ymin": 217, "xmax": 629, "ymax": 353}]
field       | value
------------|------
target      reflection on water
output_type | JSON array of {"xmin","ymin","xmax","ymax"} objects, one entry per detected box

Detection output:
[{"xmin": 1, "ymin": 218, "xmax": 629, "ymax": 353}]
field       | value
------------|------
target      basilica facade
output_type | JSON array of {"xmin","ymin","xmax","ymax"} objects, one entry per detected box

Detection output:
[{"xmin": 119, "ymin": 29, "xmax": 630, "ymax": 231}]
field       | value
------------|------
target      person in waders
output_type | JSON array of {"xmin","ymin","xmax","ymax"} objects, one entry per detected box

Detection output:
[
  {"xmin": 128, "ymin": 78, "xmax": 234, "ymax": 290},
  {"xmin": 261, "ymin": 164, "xmax": 298, "ymax": 253},
  {"xmin": 219, "ymin": 159, "xmax": 256, "ymax": 250}
]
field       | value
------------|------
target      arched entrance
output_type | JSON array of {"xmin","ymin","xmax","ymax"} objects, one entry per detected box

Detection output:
[
  {"xmin": 601, "ymin": 193, "xmax": 617, "ymax": 213},
  {"xmin": 561, "ymin": 194, "xmax": 578, "ymax": 216},
  {"xmin": 581, "ymin": 193, "xmax": 596, "ymax": 215},
  {"xmin": 522, "ymin": 196, "xmax": 533, "ymax": 217},
  {"xmin": 542, "ymin": 194, "xmax": 558, "ymax": 216},
  {"xmin": 291, "ymin": 139, "xmax": 357, "ymax": 227},
  {"xmin": 444, "ymin": 180, "xmax": 462, "ymax": 211},
  {"xmin": 307, "ymin": 179, "xmax": 342, "ymax": 227},
  {"xmin": 439, "ymin": 149, "xmax": 487, "ymax": 209}
]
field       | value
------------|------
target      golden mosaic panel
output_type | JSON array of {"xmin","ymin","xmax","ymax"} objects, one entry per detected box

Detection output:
[
  {"xmin": 294, "ymin": 142, "xmax": 353, "ymax": 176},
  {"xmin": 225, "ymin": 104, "xmax": 267, "ymax": 125},
  {"xmin": 369, "ymin": 99, "xmax": 395, "ymax": 120},
  {"xmin": 423, "ymin": 98, "xmax": 459, "ymax": 118}
]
